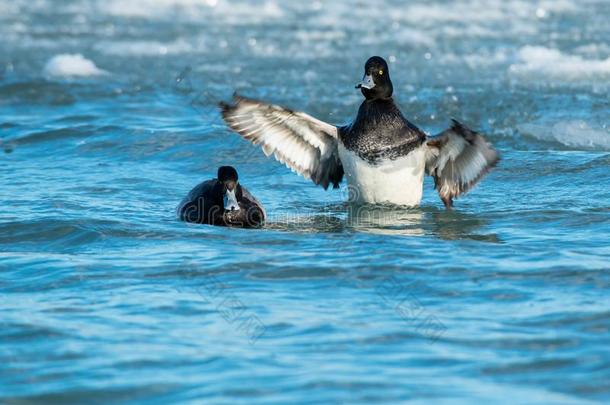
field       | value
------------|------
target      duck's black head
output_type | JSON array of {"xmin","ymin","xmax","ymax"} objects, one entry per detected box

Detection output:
[
  {"xmin": 355, "ymin": 56, "xmax": 393, "ymax": 100},
  {"xmin": 217, "ymin": 166, "xmax": 242, "ymax": 212}
]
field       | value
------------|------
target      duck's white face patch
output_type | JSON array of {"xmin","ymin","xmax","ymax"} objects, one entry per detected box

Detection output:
[
  {"xmin": 224, "ymin": 188, "xmax": 240, "ymax": 211},
  {"xmin": 357, "ymin": 74, "xmax": 375, "ymax": 89}
]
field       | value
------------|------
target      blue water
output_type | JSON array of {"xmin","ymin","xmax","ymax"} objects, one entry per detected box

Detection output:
[{"xmin": 1, "ymin": 0, "xmax": 609, "ymax": 403}]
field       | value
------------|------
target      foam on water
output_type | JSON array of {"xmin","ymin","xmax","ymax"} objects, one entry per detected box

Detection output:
[
  {"xmin": 101, "ymin": 0, "xmax": 218, "ymax": 18},
  {"xmin": 101, "ymin": 0, "xmax": 284, "ymax": 23},
  {"xmin": 574, "ymin": 43, "xmax": 610, "ymax": 58},
  {"xmin": 43, "ymin": 54, "xmax": 108, "ymax": 77},
  {"xmin": 519, "ymin": 121, "xmax": 610, "ymax": 151},
  {"xmin": 94, "ymin": 40, "xmax": 196, "ymax": 56}
]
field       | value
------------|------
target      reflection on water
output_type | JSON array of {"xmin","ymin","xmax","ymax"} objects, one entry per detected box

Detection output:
[
  {"xmin": 347, "ymin": 203, "xmax": 425, "ymax": 236},
  {"xmin": 426, "ymin": 207, "xmax": 502, "ymax": 243},
  {"xmin": 265, "ymin": 203, "xmax": 499, "ymax": 241},
  {"xmin": 265, "ymin": 203, "xmax": 347, "ymax": 233}
]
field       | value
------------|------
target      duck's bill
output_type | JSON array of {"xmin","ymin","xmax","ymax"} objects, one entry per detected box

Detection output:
[
  {"xmin": 223, "ymin": 189, "xmax": 240, "ymax": 211},
  {"xmin": 355, "ymin": 74, "xmax": 375, "ymax": 89}
]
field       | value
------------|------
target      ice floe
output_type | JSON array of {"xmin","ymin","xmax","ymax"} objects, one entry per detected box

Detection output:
[
  {"xmin": 43, "ymin": 54, "xmax": 108, "ymax": 77},
  {"xmin": 510, "ymin": 46, "xmax": 610, "ymax": 81}
]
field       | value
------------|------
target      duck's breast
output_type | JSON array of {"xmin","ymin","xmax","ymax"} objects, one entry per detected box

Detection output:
[{"xmin": 338, "ymin": 143, "xmax": 426, "ymax": 206}]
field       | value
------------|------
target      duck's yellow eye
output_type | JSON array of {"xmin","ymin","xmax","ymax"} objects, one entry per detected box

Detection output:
[{"xmin": 379, "ymin": 70, "xmax": 384, "ymax": 75}]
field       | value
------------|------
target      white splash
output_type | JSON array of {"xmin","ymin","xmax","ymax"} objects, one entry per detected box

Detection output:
[{"xmin": 43, "ymin": 54, "xmax": 108, "ymax": 77}]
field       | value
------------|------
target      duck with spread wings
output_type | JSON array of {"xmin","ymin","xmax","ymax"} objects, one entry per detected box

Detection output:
[{"xmin": 221, "ymin": 56, "xmax": 499, "ymax": 209}]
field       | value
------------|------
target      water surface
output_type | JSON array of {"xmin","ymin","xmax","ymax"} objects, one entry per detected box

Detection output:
[{"xmin": 1, "ymin": 0, "xmax": 609, "ymax": 403}]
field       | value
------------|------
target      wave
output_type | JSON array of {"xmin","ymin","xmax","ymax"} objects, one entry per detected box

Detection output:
[
  {"xmin": 43, "ymin": 54, "xmax": 108, "ymax": 77},
  {"xmin": 519, "ymin": 121, "xmax": 610, "ymax": 151}
]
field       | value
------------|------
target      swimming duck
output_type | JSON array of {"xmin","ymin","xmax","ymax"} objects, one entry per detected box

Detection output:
[
  {"xmin": 178, "ymin": 166, "xmax": 266, "ymax": 227},
  {"xmin": 221, "ymin": 56, "xmax": 499, "ymax": 208}
]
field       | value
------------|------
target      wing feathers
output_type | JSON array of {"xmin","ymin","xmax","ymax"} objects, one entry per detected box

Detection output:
[
  {"xmin": 425, "ymin": 119, "xmax": 499, "ymax": 207},
  {"xmin": 220, "ymin": 94, "xmax": 343, "ymax": 189}
]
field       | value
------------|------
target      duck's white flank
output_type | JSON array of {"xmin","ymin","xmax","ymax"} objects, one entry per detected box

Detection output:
[{"xmin": 338, "ymin": 144, "xmax": 426, "ymax": 206}]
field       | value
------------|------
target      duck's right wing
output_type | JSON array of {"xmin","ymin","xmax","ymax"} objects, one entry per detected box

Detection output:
[{"xmin": 220, "ymin": 94, "xmax": 343, "ymax": 190}]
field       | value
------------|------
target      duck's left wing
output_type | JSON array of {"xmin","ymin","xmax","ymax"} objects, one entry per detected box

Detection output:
[
  {"xmin": 220, "ymin": 94, "xmax": 343, "ymax": 189},
  {"xmin": 425, "ymin": 119, "xmax": 499, "ymax": 208}
]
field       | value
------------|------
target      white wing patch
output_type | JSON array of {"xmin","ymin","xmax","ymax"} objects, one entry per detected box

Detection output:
[{"xmin": 221, "ymin": 94, "xmax": 343, "ymax": 190}]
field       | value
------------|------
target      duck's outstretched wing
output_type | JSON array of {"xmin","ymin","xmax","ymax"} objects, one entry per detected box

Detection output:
[
  {"xmin": 220, "ymin": 94, "xmax": 343, "ymax": 190},
  {"xmin": 425, "ymin": 119, "xmax": 499, "ymax": 208}
]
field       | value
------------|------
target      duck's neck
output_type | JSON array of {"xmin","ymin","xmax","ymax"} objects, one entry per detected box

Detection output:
[{"xmin": 355, "ymin": 98, "xmax": 402, "ymax": 125}]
